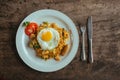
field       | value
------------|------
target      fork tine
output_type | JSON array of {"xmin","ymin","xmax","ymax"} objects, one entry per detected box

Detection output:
[{"xmin": 81, "ymin": 26, "xmax": 86, "ymax": 32}]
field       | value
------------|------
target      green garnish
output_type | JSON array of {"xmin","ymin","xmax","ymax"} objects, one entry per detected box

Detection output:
[
  {"xmin": 33, "ymin": 44, "xmax": 40, "ymax": 49},
  {"xmin": 23, "ymin": 21, "xmax": 30, "ymax": 27},
  {"xmin": 43, "ymin": 21, "xmax": 48, "ymax": 24}
]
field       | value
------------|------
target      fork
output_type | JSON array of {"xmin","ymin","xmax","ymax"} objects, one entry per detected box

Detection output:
[{"xmin": 80, "ymin": 26, "xmax": 86, "ymax": 61}]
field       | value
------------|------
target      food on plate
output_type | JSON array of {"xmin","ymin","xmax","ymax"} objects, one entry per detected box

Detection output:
[
  {"xmin": 37, "ymin": 28, "xmax": 60, "ymax": 50},
  {"xmin": 24, "ymin": 22, "xmax": 38, "ymax": 36},
  {"xmin": 24, "ymin": 21, "xmax": 69, "ymax": 61}
]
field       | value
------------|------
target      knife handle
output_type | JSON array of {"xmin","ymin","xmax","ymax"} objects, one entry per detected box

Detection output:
[{"xmin": 88, "ymin": 39, "xmax": 93, "ymax": 63}]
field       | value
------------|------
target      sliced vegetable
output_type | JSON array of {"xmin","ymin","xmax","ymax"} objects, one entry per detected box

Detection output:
[
  {"xmin": 28, "ymin": 22, "xmax": 38, "ymax": 30},
  {"xmin": 25, "ymin": 26, "xmax": 34, "ymax": 36},
  {"xmin": 24, "ymin": 22, "xmax": 38, "ymax": 36}
]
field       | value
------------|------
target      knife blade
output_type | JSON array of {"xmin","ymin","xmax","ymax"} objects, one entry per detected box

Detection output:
[{"xmin": 87, "ymin": 16, "xmax": 93, "ymax": 63}]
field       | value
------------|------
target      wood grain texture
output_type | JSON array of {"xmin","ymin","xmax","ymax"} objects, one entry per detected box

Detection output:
[{"xmin": 0, "ymin": 0, "xmax": 120, "ymax": 80}]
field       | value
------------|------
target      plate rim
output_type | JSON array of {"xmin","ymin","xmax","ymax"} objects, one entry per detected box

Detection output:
[{"xmin": 16, "ymin": 9, "xmax": 79, "ymax": 72}]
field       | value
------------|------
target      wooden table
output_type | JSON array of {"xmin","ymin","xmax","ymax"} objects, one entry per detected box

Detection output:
[{"xmin": 0, "ymin": 0, "xmax": 120, "ymax": 80}]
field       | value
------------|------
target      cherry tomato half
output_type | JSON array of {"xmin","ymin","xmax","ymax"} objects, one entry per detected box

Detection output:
[
  {"xmin": 28, "ymin": 22, "xmax": 38, "ymax": 30},
  {"xmin": 25, "ymin": 26, "xmax": 34, "ymax": 36}
]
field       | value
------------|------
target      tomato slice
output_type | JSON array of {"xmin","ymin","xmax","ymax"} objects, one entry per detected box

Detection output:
[
  {"xmin": 25, "ymin": 26, "xmax": 34, "ymax": 36},
  {"xmin": 24, "ymin": 22, "xmax": 38, "ymax": 36},
  {"xmin": 28, "ymin": 22, "xmax": 38, "ymax": 30}
]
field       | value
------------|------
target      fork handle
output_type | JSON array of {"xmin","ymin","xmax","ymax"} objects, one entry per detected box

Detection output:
[
  {"xmin": 81, "ymin": 33, "xmax": 86, "ymax": 61},
  {"xmin": 88, "ymin": 39, "xmax": 93, "ymax": 63}
]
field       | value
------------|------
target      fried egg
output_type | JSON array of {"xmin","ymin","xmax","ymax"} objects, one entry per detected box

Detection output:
[{"xmin": 37, "ymin": 28, "xmax": 60, "ymax": 50}]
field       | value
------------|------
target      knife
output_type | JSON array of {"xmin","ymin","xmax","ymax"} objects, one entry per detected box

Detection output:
[{"xmin": 87, "ymin": 16, "xmax": 93, "ymax": 63}]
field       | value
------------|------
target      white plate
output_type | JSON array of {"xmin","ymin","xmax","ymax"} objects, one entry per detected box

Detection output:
[{"xmin": 16, "ymin": 9, "xmax": 79, "ymax": 72}]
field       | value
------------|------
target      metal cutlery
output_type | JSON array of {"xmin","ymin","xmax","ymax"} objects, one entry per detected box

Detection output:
[
  {"xmin": 87, "ymin": 16, "xmax": 93, "ymax": 63},
  {"xmin": 80, "ymin": 26, "xmax": 86, "ymax": 61}
]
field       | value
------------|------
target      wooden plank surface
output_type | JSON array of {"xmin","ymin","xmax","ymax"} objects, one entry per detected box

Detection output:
[{"xmin": 0, "ymin": 0, "xmax": 120, "ymax": 80}]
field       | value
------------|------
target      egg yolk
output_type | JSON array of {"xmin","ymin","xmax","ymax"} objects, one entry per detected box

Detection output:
[{"xmin": 41, "ymin": 31, "xmax": 52, "ymax": 41}]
